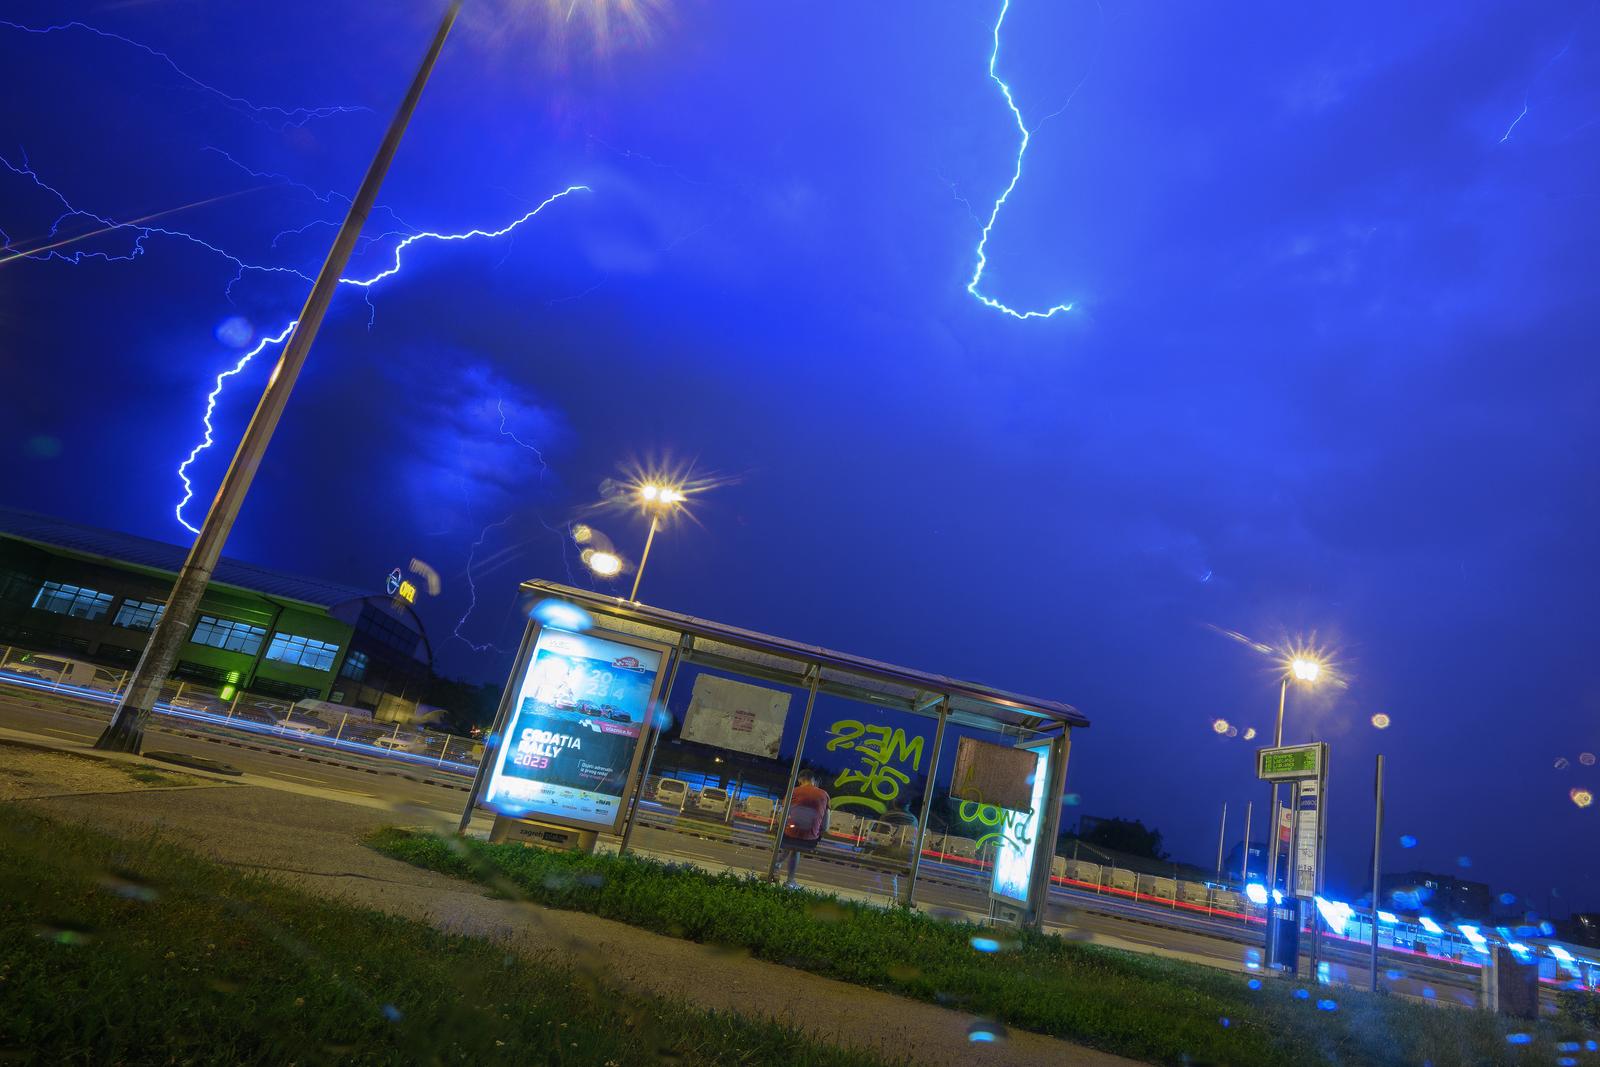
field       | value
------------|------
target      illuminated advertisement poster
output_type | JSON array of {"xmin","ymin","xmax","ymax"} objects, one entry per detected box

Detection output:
[
  {"xmin": 482, "ymin": 628, "xmax": 667, "ymax": 832},
  {"xmin": 990, "ymin": 745, "xmax": 1051, "ymax": 906}
]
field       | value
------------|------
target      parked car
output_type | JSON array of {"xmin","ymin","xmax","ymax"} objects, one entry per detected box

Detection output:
[
  {"xmin": 737, "ymin": 794, "xmax": 777, "ymax": 827},
  {"xmin": 274, "ymin": 715, "xmax": 329, "ymax": 736},
  {"xmin": 692, "ymin": 785, "xmax": 732, "ymax": 818},
  {"xmin": 372, "ymin": 734, "xmax": 425, "ymax": 754},
  {"xmin": 654, "ymin": 778, "xmax": 689, "ymax": 811}
]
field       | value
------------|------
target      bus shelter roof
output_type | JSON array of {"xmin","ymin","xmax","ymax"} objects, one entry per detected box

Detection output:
[{"xmin": 523, "ymin": 580, "xmax": 1089, "ymax": 732}]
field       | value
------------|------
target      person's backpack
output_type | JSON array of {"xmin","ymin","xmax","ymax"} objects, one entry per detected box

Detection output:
[{"xmin": 785, "ymin": 801, "xmax": 821, "ymax": 838}]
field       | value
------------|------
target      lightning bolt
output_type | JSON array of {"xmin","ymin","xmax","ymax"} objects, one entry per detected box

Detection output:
[
  {"xmin": 0, "ymin": 19, "xmax": 366, "ymax": 130},
  {"xmin": 172, "ymin": 183, "xmax": 591, "ymax": 531},
  {"xmin": 0, "ymin": 148, "xmax": 588, "ymax": 532},
  {"xmin": 1499, "ymin": 39, "xmax": 1573, "ymax": 146},
  {"xmin": 966, "ymin": 0, "xmax": 1075, "ymax": 321},
  {"xmin": 453, "ymin": 514, "xmax": 516, "ymax": 654},
  {"xmin": 0, "ymin": 152, "xmax": 311, "ymax": 293}
]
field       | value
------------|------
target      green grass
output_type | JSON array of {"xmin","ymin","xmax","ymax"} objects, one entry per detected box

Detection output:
[
  {"xmin": 368, "ymin": 827, "xmax": 1595, "ymax": 1067},
  {"xmin": 0, "ymin": 804, "xmax": 905, "ymax": 1066}
]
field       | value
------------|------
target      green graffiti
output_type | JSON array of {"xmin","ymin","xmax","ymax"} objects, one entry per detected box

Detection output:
[{"xmin": 826, "ymin": 719, "xmax": 925, "ymax": 817}]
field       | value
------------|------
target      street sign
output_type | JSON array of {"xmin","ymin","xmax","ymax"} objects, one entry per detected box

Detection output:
[{"xmin": 1257, "ymin": 743, "xmax": 1322, "ymax": 781}]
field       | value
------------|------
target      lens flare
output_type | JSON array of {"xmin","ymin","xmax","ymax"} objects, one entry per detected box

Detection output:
[
  {"xmin": 1370, "ymin": 713, "xmax": 1391, "ymax": 729},
  {"xmin": 1212, "ymin": 718, "xmax": 1230, "ymax": 735},
  {"xmin": 1571, "ymin": 788, "xmax": 1594, "ymax": 809},
  {"xmin": 584, "ymin": 550, "xmax": 623, "ymax": 578}
]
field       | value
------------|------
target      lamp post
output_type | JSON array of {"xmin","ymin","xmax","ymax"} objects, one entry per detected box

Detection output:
[
  {"xmin": 628, "ymin": 482, "xmax": 684, "ymax": 601},
  {"xmin": 94, "ymin": 1, "xmax": 463, "ymax": 753}
]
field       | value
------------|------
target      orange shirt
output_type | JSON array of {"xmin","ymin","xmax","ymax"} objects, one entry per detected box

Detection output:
[{"xmin": 784, "ymin": 782, "xmax": 831, "ymax": 840}]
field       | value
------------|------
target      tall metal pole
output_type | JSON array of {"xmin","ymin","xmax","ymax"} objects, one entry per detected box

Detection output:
[
  {"xmin": 1370, "ymin": 753, "xmax": 1385, "ymax": 992},
  {"xmin": 95, "ymin": 1, "xmax": 463, "ymax": 753},
  {"xmin": 1215, "ymin": 801, "xmax": 1228, "ymax": 879},
  {"xmin": 1239, "ymin": 800, "xmax": 1252, "ymax": 886},
  {"xmin": 629, "ymin": 515, "xmax": 659, "ymax": 602},
  {"xmin": 1264, "ymin": 677, "xmax": 1288, "ymax": 964}
]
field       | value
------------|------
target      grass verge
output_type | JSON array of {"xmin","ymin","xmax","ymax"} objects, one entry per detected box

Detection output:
[
  {"xmin": 0, "ymin": 803, "xmax": 904, "ymax": 1066},
  {"xmin": 368, "ymin": 827, "xmax": 1594, "ymax": 1067}
]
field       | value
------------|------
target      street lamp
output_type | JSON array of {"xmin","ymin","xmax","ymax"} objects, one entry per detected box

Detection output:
[{"xmin": 629, "ymin": 481, "xmax": 685, "ymax": 601}]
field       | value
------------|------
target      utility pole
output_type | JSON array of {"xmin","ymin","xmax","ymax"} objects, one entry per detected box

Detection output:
[
  {"xmin": 1215, "ymin": 801, "xmax": 1228, "ymax": 879},
  {"xmin": 1239, "ymin": 800, "xmax": 1252, "ymax": 885},
  {"xmin": 1370, "ymin": 753, "xmax": 1385, "ymax": 992},
  {"xmin": 94, "ymin": 2, "xmax": 463, "ymax": 752}
]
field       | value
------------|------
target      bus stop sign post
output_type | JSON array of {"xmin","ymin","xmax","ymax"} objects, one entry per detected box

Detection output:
[{"xmin": 1257, "ymin": 742, "xmax": 1328, "ymax": 977}]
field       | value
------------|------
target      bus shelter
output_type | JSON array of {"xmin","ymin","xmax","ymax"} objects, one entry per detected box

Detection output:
[{"xmin": 461, "ymin": 580, "xmax": 1090, "ymax": 927}]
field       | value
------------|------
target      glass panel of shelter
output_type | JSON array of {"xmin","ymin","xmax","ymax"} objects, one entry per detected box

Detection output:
[
  {"xmin": 799, "ymin": 690, "xmax": 937, "ymax": 907},
  {"xmin": 913, "ymin": 716, "xmax": 1060, "ymax": 923},
  {"xmin": 618, "ymin": 660, "xmax": 813, "ymax": 879}
]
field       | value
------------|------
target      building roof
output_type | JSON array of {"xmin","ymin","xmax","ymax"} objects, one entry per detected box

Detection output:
[
  {"xmin": 523, "ymin": 580, "xmax": 1090, "ymax": 730},
  {"xmin": 0, "ymin": 507, "xmax": 374, "ymax": 611}
]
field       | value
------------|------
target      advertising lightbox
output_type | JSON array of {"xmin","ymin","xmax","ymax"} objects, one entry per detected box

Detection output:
[
  {"xmin": 481, "ymin": 627, "xmax": 669, "ymax": 833},
  {"xmin": 990, "ymin": 743, "xmax": 1051, "ymax": 906}
]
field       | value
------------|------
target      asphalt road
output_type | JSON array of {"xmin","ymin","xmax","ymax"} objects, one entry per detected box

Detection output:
[{"xmin": 0, "ymin": 690, "xmax": 1486, "ymax": 1005}]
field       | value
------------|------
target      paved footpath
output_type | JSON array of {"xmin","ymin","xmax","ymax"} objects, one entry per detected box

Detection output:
[{"xmin": 0, "ymin": 730, "xmax": 1146, "ymax": 1067}]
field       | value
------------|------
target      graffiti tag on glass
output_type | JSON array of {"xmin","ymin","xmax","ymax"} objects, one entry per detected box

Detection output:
[
  {"xmin": 957, "ymin": 798, "xmax": 1033, "ymax": 852},
  {"xmin": 825, "ymin": 719, "xmax": 925, "ymax": 814}
]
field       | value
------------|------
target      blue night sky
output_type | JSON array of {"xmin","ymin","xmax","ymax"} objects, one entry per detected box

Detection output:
[{"xmin": 3, "ymin": 1, "xmax": 1598, "ymax": 909}]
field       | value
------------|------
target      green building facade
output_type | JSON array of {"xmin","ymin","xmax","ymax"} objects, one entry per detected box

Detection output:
[{"xmin": 0, "ymin": 508, "xmax": 432, "ymax": 712}]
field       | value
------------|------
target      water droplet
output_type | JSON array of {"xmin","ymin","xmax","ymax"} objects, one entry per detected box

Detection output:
[
  {"xmin": 1316, "ymin": 999, "xmax": 1337, "ymax": 1012},
  {"xmin": 1456, "ymin": 855, "xmax": 1472, "ymax": 868},
  {"xmin": 1555, "ymin": 757, "xmax": 1571, "ymax": 770},
  {"xmin": 1581, "ymin": 752, "xmax": 1596, "ymax": 766},
  {"xmin": 1505, "ymin": 1033, "xmax": 1531, "ymax": 1046},
  {"xmin": 381, "ymin": 1004, "xmax": 403, "ymax": 1022},
  {"xmin": 966, "ymin": 1019, "xmax": 1006, "ymax": 1043},
  {"xmin": 969, "ymin": 936, "xmax": 1001, "ymax": 953},
  {"xmin": 1247, "ymin": 979, "xmax": 1262, "ymax": 990},
  {"xmin": 1399, "ymin": 834, "xmax": 1417, "ymax": 848},
  {"xmin": 214, "ymin": 315, "xmax": 253, "ymax": 347},
  {"xmin": 1293, "ymin": 988, "xmax": 1309, "ymax": 1000},
  {"xmin": 1219, "ymin": 1017, "xmax": 1231, "ymax": 1028}
]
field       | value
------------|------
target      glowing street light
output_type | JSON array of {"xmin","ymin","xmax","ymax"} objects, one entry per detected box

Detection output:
[
  {"xmin": 1291, "ymin": 657, "xmax": 1321, "ymax": 682},
  {"xmin": 629, "ymin": 481, "xmax": 686, "ymax": 601}
]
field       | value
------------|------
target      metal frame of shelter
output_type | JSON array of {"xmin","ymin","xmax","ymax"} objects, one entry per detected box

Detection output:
[{"xmin": 461, "ymin": 580, "xmax": 1090, "ymax": 928}]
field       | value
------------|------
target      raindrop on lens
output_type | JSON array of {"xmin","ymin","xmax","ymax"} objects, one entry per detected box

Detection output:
[
  {"xmin": 966, "ymin": 1019, "xmax": 1006, "ymax": 1043},
  {"xmin": 214, "ymin": 315, "xmax": 252, "ymax": 347}
]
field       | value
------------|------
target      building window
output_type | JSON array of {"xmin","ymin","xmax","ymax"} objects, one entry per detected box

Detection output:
[
  {"xmin": 339, "ymin": 650, "xmax": 369, "ymax": 681},
  {"xmin": 31, "ymin": 581, "xmax": 114, "ymax": 621},
  {"xmin": 264, "ymin": 632, "xmax": 341, "ymax": 672},
  {"xmin": 190, "ymin": 615, "xmax": 266, "ymax": 655},
  {"xmin": 112, "ymin": 598, "xmax": 165, "ymax": 631}
]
